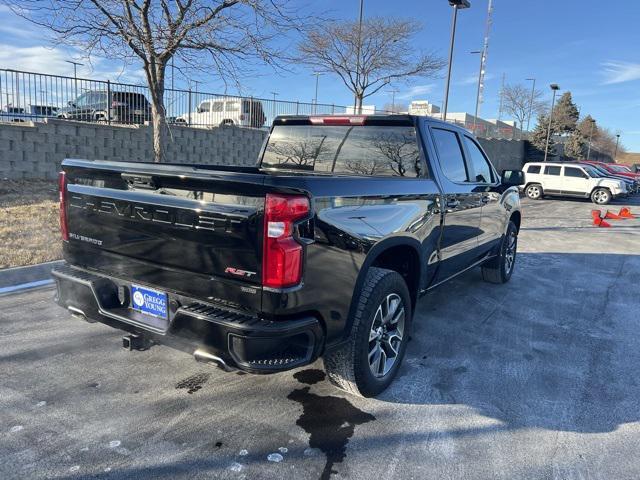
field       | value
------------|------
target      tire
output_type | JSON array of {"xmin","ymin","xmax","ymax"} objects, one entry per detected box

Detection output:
[
  {"xmin": 591, "ymin": 188, "xmax": 611, "ymax": 205},
  {"xmin": 481, "ymin": 221, "xmax": 518, "ymax": 284},
  {"xmin": 525, "ymin": 184, "xmax": 543, "ymax": 200},
  {"xmin": 220, "ymin": 119, "xmax": 234, "ymax": 126},
  {"xmin": 323, "ymin": 267, "xmax": 412, "ymax": 397}
]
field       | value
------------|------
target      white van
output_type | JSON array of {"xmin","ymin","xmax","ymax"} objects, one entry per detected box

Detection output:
[
  {"xmin": 522, "ymin": 162, "xmax": 626, "ymax": 205},
  {"xmin": 178, "ymin": 97, "xmax": 266, "ymax": 128}
]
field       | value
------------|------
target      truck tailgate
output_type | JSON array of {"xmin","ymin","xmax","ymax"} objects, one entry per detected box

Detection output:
[{"xmin": 61, "ymin": 160, "xmax": 270, "ymax": 311}]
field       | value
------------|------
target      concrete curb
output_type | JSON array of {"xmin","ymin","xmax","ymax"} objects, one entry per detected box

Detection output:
[{"xmin": 0, "ymin": 260, "xmax": 63, "ymax": 291}]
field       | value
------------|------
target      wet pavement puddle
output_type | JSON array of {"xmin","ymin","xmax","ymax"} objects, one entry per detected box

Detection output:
[{"xmin": 289, "ymin": 369, "xmax": 376, "ymax": 480}]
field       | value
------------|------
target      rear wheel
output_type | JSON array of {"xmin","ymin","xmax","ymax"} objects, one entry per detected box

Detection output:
[
  {"xmin": 525, "ymin": 184, "xmax": 543, "ymax": 200},
  {"xmin": 220, "ymin": 119, "xmax": 234, "ymax": 126},
  {"xmin": 591, "ymin": 188, "xmax": 611, "ymax": 205},
  {"xmin": 482, "ymin": 221, "xmax": 518, "ymax": 284},
  {"xmin": 324, "ymin": 267, "xmax": 412, "ymax": 397}
]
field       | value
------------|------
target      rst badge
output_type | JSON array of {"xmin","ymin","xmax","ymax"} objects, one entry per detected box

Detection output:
[{"xmin": 225, "ymin": 267, "xmax": 256, "ymax": 279}]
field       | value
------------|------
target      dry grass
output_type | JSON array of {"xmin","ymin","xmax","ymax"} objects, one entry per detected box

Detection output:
[{"xmin": 0, "ymin": 179, "xmax": 62, "ymax": 269}]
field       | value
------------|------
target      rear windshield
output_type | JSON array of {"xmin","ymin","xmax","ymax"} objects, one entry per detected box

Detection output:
[{"xmin": 261, "ymin": 125, "xmax": 423, "ymax": 177}]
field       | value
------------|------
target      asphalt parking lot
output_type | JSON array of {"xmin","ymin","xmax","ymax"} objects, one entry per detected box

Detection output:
[{"xmin": 1, "ymin": 196, "xmax": 640, "ymax": 480}]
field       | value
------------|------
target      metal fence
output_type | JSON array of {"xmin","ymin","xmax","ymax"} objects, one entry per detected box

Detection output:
[
  {"xmin": 0, "ymin": 68, "xmax": 523, "ymax": 140},
  {"xmin": 0, "ymin": 68, "xmax": 347, "ymax": 129}
]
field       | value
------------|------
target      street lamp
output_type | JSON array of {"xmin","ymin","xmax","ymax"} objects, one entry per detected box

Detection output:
[
  {"xmin": 525, "ymin": 77, "xmax": 536, "ymax": 132},
  {"xmin": 442, "ymin": 0, "xmax": 471, "ymax": 122},
  {"xmin": 389, "ymin": 88, "xmax": 399, "ymax": 113},
  {"xmin": 586, "ymin": 118, "xmax": 596, "ymax": 161},
  {"xmin": 614, "ymin": 134, "xmax": 621, "ymax": 160},
  {"xmin": 65, "ymin": 60, "xmax": 84, "ymax": 101},
  {"xmin": 543, "ymin": 83, "xmax": 560, "ymax": 162},
  {"xmin": 312, "ymin": 72, "xmax": 323, "ymax": 114}
]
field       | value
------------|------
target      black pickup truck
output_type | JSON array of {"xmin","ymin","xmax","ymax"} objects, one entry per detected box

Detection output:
[{"xmin": 53, "ymin": 114, "xmax": 524, "ymax": 397}]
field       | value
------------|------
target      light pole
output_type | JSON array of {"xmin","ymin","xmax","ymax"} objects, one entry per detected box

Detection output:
[
  {"xmin": 543, "ymin": 83, "xmax": 560, "ymax": 162},
  {"xmin": 353, "ymin": 0, "xmax": 365, "ymax": 113},
  {"xmin": 525, "ymin": 77, "xmax": 536, "ymax": 132},
  {"xmin": 389, "ymin": 88, "xmax": 399, "ymax": 113},
  {"xmin": 614, "ymin": 134, "xmax": 621, "ymax": 160},
  {"xmin": 586, "ymin": 118, "xmax": 596, "ymax": 161},
  {"xmin": 470, "ymin": 50, "xmax": 482, "ymax": 132},
  {"xmin": 312, "ymin": 72, "xmax": 322, "ymax": 114},
  {"xmin": 65, "ymin": 60, "xmax": 83, "ymax": 101},
  {"xmin": 442, "ymin": 0, "xmax": 471, "ymax": 122}
]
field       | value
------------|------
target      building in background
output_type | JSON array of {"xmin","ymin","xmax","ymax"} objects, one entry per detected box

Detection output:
[{"xmin": 409, "ymin": 100, "xmax": 440, "ymax": 116}]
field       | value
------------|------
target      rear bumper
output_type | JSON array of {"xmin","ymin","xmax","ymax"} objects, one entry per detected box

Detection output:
[{"xmin": 52, "ymin": 263, "xmax": 323, "ymax": 374}]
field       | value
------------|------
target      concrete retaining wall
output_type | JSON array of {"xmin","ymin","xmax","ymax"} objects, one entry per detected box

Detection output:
[
  {"xmin": 1, "ymin": 118, "xmax": 530, "ymax": 179},
  {"xmin": 0, "ymin": 119, "xmax": 267, "ymax": 180},
  {"xmin": 477, "ymin": 138, "xmax": 527, "ymax": 172}
]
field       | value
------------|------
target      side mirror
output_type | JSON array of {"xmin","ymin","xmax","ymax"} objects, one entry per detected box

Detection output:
[
  {"xmin": 501, "ymin": 169, "xmax": 525, "ymax": 186},
  {"xmin": 67, "ymin": 101, "xmax": 76, "ymax": 107}
]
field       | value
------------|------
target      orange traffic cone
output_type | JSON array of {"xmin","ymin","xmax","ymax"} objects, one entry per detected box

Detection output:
[
  {"xmin": 591, "ymin": 210, "xmax": 611, "ymax": 227},
  {"xmin": 618, "ymin": 207, "xmax": 637, "ymax": 219},
  {"xmin": 604, "ymin": 210, "xmax": 622, "ymax": 220}
]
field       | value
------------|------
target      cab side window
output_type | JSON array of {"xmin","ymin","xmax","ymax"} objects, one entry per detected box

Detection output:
[
  {"xmin": 431, "ymin": 128, "xmax": 469, "ymax": 183},
  {"xmin": 463, "ymin": 136, "xmax": 494, "ymax": 183}
]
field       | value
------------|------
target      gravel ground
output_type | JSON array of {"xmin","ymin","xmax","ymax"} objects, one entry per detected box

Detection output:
[{"xmin": 1, "ymin": 196, "xmax": 639, "ymax": 480}]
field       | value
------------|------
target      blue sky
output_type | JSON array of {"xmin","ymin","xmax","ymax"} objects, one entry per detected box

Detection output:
[{"xmin": 1, "ymin": 1, "xmax": 639, "ymax": 150}]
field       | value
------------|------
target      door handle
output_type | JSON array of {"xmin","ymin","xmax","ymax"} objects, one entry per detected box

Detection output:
[{"xmin": 446, "ymin": 199, "xmax": 460, "ymax": 209}]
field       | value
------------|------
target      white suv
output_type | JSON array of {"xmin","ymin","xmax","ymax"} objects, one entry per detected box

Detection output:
[
  {"xmin": 178, "ymin": 97, "xmax": 266, "ymax": 128},
  {"xmin": 523, "ymin": 162, "xmax": 626, "ymax": 205}
]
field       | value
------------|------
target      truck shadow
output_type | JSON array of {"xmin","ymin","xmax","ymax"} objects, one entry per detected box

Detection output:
[{"xmin": 377, "ymin": 252, "xmax": 640, "ymax": 434}]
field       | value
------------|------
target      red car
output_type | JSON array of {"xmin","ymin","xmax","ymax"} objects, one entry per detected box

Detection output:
[{"xmin": 582, "ymin": 160, "xmax": 640, "ymax": 181}]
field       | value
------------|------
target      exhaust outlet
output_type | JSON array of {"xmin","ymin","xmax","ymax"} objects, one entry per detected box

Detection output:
[
  {"xmin": 68, "ymin": 306, "xmax": 95, "ymax": 323},
  {"xmin": 194, "ymin": 349, "xmax": 236, "ymax": 372}
]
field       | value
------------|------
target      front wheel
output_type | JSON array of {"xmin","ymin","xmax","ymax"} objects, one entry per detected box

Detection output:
[
  {"xmin": 324, "ymin": 267, "xmax": 412, "ymax": 397},
  {"xmin": 591, "ymin": 188, "xmax": 611, "ymax": 205},
  {"xmin": 481, "ymin": 221, "xmax": 518, "ymax": 284}
]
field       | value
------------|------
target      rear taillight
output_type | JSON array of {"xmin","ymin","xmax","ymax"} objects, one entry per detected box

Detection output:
[
  {"xmin": 262, "ymin": 194, "xmax": 310, "ymax": 289},
  {"xmin": 58, "ymin": 171, "xmax": 69, "ymax": 241}
]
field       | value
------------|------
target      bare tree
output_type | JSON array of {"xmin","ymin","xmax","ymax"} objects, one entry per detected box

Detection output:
[
  {"xmin": 6, "ymin": 0, "xmax": 307, "ymax": 162},
  {"xmin": 501, "ymin": 83, "xmax": 546, "ymax": 132},
  {"xmin": 298, "ymin": 18, "xmax": 445, "ymax": 113},
  {"xmin": 265, "ymin": 137, "xmax": 330, "ymax": 170}
]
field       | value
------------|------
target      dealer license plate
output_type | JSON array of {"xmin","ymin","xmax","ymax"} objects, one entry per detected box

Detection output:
[{"xmin": 130, "ymin": 284, "xmax": 168, "ymax": 319}]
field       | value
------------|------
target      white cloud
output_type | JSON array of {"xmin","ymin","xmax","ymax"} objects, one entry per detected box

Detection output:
[
  {"xmin": 397, "ymin": 84, "xmax": 436, "ymax": 100},
  {"xmin": 0, "ymin": 44, "xmax": 145, "ymax": 84},
  {"xmin": 602, "ymin": 61, "xmax": 640, "ymax": 84},
  {"xmin": 457, "ymin": 72, "xmax": 495, "ymax": 86}
]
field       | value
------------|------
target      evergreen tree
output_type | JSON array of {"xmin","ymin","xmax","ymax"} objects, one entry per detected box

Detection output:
[
  {"xmin": 530, "ymin": 113, "xmax": 558, "ymax": 158},
  {"xmin": 577, "ymin": 115, "xmax": 597, "ymax": 139},
  {"xmin": 564, "ymin": 131, "xmax": 586, "ymax": 159},
  {"xmin": 552, "ymin": 92, "xmax": 579, "ymax": 134}
]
